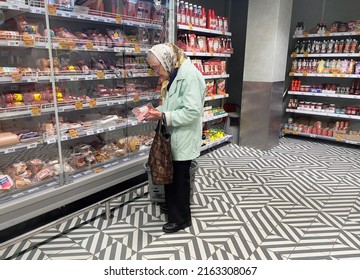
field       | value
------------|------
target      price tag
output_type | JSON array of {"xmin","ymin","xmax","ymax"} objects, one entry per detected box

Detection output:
[
  {"xmin": 325, "ymin": 31, "xmax": 331, "ymax": 36},
  {"xmin": 4, "ymin": 147, "xmax": 15, "ymax": 154},
  {"xmin": 78, "ymin": 14, "xmax": 85, "ymax": 19},
  {"xmin": 59, "ymin": 40, "xmax": 68, "ymax": 49},
  {"xmin": 92, "ymin": 168, "xmax": 104, "ymax": 173},
  {"xmin": 69, "ymin": 129, "xmax": 78, "ymax": 139},
  {"xmin": 85, "ymin": 76, "xmax": 94, "ymax": 80},
  {"xmin": 86, "ymin": 130, "xmax": 94, "ymax": 136},
  {"xmin": 61, "ymin": 135, "xmax": 68, "ymax": 141},
  {"xmin": 188, "ymin": 23, "xmax": 193, "ymax": 30},
  {"xmin": 291, "ymin": 52, "xmax": 297, "ymax": 57},
  {"xmin": 85, "ymin": 41, "xmax": 94, "ymax": 50},
  {"xmin": 105, "ymin": 74, "xmax": 113, "ymax": 79},
  {"xmin": 48, "ymin": 4, "xmax": 57, "ymax": 15},
  {"xmin": 27, "ymin": 143, "xmax": 38, "ymax": 149},
  {"xmin": 340, "ymin": 73, "xmax": 346, "ymax": 77},
  {"xmin": 289, "ymin": 72, "xmax": 295, "ymax": 76},
  {"xmin": 293, "ymin": 130, "xmax": 299, "ymax": 135},
  {"xmin": 303, "ymin": 52, "xmax": 309, "ymax": 57},
  {"xmin": 332, "ymin": 73, "xmax": 338, "ymax": 77},
  {"xmin": 96, "ymin": 128, "xmax": 104, "ymax": 133},
  {"xmin": 116, "ymin": 15, "xmax": 123, "ymax": 24},
  {"xmin": 336, "ymin": 135, "xmax": 343, "ymax": 141},
  {"xmin": 70, "ymin": 76, "xmax": 79, "ymax": 81},
  {"xmin": 134, "ymin": 44, "xmax": 141, "ymax": 53},
  {"xmin": 89, "ymin": 99, "xmax": 96, "ymax": 108},
  {"xmin": 47, "ymin": 138, "xmax": 56, "ymax": 144},
  {"xmin": 63, "ymin": 12, "xmax": 71, "ymax": 18},
  {"xmin": 31, "ymin": 106, "xmax": 41, "ymax": 116},
  {"xmin": 75, "ymin": 100, "xmax": 83, "ymax": 110},
  {"xmin": 209, "ymin": 50, "xmax": 214, "ymax": 56},
  {"xmin": 192, "ymin": 50, "xmax": 196, "ymax": 56},
  {"xmin": 96, "ymin": 70, "xmax": 105, "ymax": 79},
  {"xmin": 303, "ymin": 32, "xmax": 309, "ymax": 37},
  {"xmin": 108, "ymin": 126, "xmax": 116, "ymax": 131},
  {"xmin": 23, "ymin": 37, "xmax": 35, "ymax": 47},
  {"xmin": 7, "ymin": 41, "xmax": 20, "ymax": 47},
  {"xmin": 114, "ymin": 47, "xmax": 122, "ymax": 53},
  {"xmin": 133, "ymin": 95, "xmax": 140, "ymax": 103},
  {"xmin": 284, "ymin": 128, "xmax": 290, "ymax": 134},
  {"xmin": 27, "ymin": 77, "xmax": 37, "ymax": 83},
  {"xmin": 302, "ymin": 71, "xmax": 308, "ymax": 76},
  {"xmin": 67, "ymin": 41, "xmax": 76, "ymax": 49},
  {"xmin": 11, "ymin": 72, "xmax": 22, "ymax": 83}
]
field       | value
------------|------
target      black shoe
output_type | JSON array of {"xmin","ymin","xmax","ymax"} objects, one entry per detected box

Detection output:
[
  {"xmin": 159, "ymin": 204, "xmax": 168, "ymax": 214},
  {"xmin": 162, "ymin": 220, "xmax": 192, "ymax": 233}
]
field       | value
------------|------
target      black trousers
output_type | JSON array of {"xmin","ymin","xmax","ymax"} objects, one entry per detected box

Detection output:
[{"xmin": 164, "ymin": 160, "xmax": 192, "ymax": 224}]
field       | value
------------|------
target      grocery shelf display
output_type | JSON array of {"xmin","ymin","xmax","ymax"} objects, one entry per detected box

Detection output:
[
  {"xmin": 176, "ymin": 0, "xmax": 233, "ymax": 149},
  {"xmin": 0, "ymin": 0, "xmax": 171, "ymax": 231},
  {"xmin": 283, "ymin": 19, "xmax": 360, "ymax": 145}
]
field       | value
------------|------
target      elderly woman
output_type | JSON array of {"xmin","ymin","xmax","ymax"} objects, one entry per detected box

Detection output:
[{"xmin": 144, "ymin": 43, "xmax": 205, "ymax": 233}]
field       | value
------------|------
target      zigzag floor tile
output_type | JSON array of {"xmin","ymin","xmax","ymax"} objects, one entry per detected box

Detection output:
[
  {"xmin": 0, "ymin": 240, "xmax": 32, "ymax": 260},
  {"xmin": 47, "ymin": 244, "xmax": 94, "ymax": 260}
]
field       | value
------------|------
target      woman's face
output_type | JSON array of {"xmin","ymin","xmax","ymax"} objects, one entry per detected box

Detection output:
[{"xmin": 147, "ymin": 53, "xmax": 169, "ymax": 81}]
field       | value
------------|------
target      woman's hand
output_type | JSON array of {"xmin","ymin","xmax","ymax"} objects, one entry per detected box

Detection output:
[{"xmin": 143, "ymin": 109, "xmax": 162, "ymax": 121}]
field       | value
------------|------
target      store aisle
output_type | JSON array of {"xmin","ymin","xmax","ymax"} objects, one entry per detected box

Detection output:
[{"xmin": 1, "ymin": 137, "xmax": 360, "ymax": 260}]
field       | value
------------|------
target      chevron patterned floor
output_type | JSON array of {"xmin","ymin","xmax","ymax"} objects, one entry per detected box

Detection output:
[{"xmin": 1, "ymin": 137, "xmax": 360, "ymax": 260}]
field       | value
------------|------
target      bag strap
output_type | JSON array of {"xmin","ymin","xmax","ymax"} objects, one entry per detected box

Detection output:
[{"xmin": 161, "ymin": 113, "xmax": 170, "ymax": 135}]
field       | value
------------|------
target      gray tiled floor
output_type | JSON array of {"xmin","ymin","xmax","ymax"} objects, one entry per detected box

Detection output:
[{"xmin": 1, "ymin": 137, "xmax": 360, "ymax": 260}]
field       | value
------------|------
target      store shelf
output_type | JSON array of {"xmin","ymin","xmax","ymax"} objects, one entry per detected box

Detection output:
[
  {"xmin": 178, "ymin": 24, "xmax": 232, "ymax": 36},
  {"xmin": 284, "ymin": 130, "xmax": 360, "ymax": 146},
  {"xmin": 293, "ymin": 31, "xmax": 360, "ymax": 38},
  {"xmin": 44, "ymin": 119, "xmax": 146, "ymax": 144},
  {"xmin": 202, "ymin": 113, "xmax": 228, "ymax": 123},
  {"xmin": 0, "ymin": 141, "xmax": 42, "ymax": 155},
  {"xmin": 286, "ymin": 108, "xmax": 360, "ymax": 120},
  {"xmin": 292, "ymin": 53, "xmax": 360, "ymax": 58},
  {"xmin": 200, "ymin": 134, "xmax": 233, "ymax": 151},
  {"xmin": 288, "ymin": 91, "xmax": 360, "ymax": 99},
  {"xmin": 185, "ymin": 51, "xmax": 231, "ymax": 58},
  {"xmin": 0, "ymin": 93, "xmax": 160, "ymax": 120},
  {"xmin": 204, "ymin": 94, "xmax": 229, "ymax": 102},
  {"xmin": 290, "ymin": 73, "xmax": 360, "ymax": 78},
  {"xmin": 203, "ymin": 74, "xmax": 230, "ymax": 80}
]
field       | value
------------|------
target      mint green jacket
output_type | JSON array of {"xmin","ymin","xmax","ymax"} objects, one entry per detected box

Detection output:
[{"xmin": 158, "ymin": 58, "xmax": 206, "ymax": 161}]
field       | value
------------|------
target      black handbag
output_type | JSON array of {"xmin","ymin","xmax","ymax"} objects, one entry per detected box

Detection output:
[{"xmin": 147, "ymin": 114, "xmax": 173, "ymax": 185}]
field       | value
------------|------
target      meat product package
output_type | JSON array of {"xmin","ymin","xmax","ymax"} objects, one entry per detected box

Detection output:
[
  {"xmin": 0, "ymin": 174, "xmax": 14, "ymax": 191},
  {"xmin": 0, "ymin": 132, "xmax": 20, "ymax": 147},
  {"xmin": 151, "ymin": 1, "xmax": 166, "ymax": 22},
  {"xmin": 136, "ymin": 1, "xmax": 152, "ymax": 19},
  {"xmin": 124, "ymin": 0, "xmax": 138, "ymax": 17},
  {"xmin": 132, "ymin": 103, "xmax": 154, "ymax": 121}
]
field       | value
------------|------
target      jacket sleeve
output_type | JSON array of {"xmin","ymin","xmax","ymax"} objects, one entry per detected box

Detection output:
[{"xmin": 167, "ymin": 75, "xmax": 205, "ymax": 127}]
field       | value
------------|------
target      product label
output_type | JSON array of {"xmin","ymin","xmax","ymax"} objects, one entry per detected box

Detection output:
[{"xmin": 89, "ymin": 99, "xmax": 96, "ymax": 108}]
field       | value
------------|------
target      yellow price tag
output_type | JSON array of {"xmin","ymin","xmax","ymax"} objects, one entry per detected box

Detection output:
[
  {"xmin": 291, "ymin": 52, "xmax": 297, "ymax": 57},
  {"xmin": 210, "ymin": 50, "xmax": 214, "ymax": 56},
  {"xmin": 134, "ymin": 44, "xmax": 141, "ymax": 53},
  {"xmin": 59, "ymin": 40, "xmax": 68, "ymax": 49},
  {"xmin": 75, "ymin": 100, "xmax": 83, "ymax": 110},
  {"xmin": 293, "ymin": 130, "xmax": 299, "ymax": 135},
  {"xmin": 23, "ymin": 37, "xmax": 35, "ymax": 47},
  {"xmin": 289, "ymin": 72, "xmax": 295, "ymax": 76},
  {"xmin": 303, "ymin": 52, "xmax": 309, "ymax": 57},
  {"xmin": 11, "ymin": 72, "xmax": 22, "ymax": 83},
  {"xmin": 89, "ymin": 99, "xmax": 96, "ymax": 108},
  {"xmin": 188, "ymin": 23, "xmax": 193, "ymax": 30},
  {"xmin": 303, "ymin": 32, "xmax": 309, "ymax": 37},
  {"xmin": 85, "ymin": 42, "xmax": 94, "ymax": 50},
  {"xmin": 340, "ymin": 73, "xmax": 346, "ymax": 77},
  {"xmin": 48, "ymin": 4, "xmax": 57, "ymax": 16},
  {"xmin": 356, "ymin": 30, "xmax": 360, "ymax": 35},
  {"xmin": 192, "ymin": 50, "xmax": 196, "ymax": 55},
  {"xmin": 325, "ymin": 31, "xmax": 331, "ymax": 36},
  {"xmin": 96, "ymin": 70, "xmax": 105, "ymax": 79},
  {"xmin": 133, "ymin": 95, "xmax": 140, "ymax": 103},
  {"xmin": 93, "ymin": 168, "xmax": 104, "ymax": 173},
  {"xmin": 31, "ymin": 106, "xmax": 41, "ymax": 116},
  {"xmin": 116, "ymin": 15, "xmax": 123, "ymax": 24},
  {"xmin": 67, "ymin": 41, "xmax": 76, "ymax": 49},
  {"xmin": 336, "ymin": 135, "xmax": 343, "ymax": 141},
  {"xmin": 211, "ymin": 95, "xmax": 215, "ymax": 100},
  {"xmin": 284, "ymin": 128, "xmax": 290, "ymax": 134},
  {"xmin": 69, "ymin": 129, "xmax": 78, "ymax": 139},
  {"xmin": 222, "ymin": 29, "xmax": 225, "ymax": 35},
  {"xmin": 302, "ymin": 71, "xmax": 308, "ymax": 76},
  {"xmin": 332, "ymin": 73, "xmax": 339, "ymax": 77}
]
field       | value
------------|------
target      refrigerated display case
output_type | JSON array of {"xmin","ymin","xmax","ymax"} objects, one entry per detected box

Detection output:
[{"xmin": 0, "ymin": 0, "xmax": 172, "ymax": 231}]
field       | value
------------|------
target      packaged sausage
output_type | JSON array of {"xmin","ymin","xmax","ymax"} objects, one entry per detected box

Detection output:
[
  {"xmin": 197, "ymin": 36, "xmax": 207, "ymax": 52},
  {"xmin": 15, "ymin": 178, "xmax": 32, "ymax": 189},
  {"xmin": 217, "ymin": 79, "xmax": 226, "ymax": 95}
]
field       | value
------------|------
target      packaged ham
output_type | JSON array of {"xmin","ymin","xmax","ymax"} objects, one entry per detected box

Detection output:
[
  {"xmin": 27, "ymin": 159, "xmax": 45, "ymax": 174},
  {"xmin": 0, "ymin": 132, "xmax": 20, "ymax": 148},
  {"xmin": 136, "ymin": 1, "xmax": 152, "ymax": 19},
  {"xmin": 151, "ymin": 1, "xmax": 166, "ymax": 23},
  {"xmin": 36, "ymin": 168, "xmax": 54, "ymax": 182},
  {"xmin": 124, "ymin": 0, "xmax": 138, "ymax": 17},
  {"xmin": 132, "ymin": 103, "xmax": 154, "ymax": 121},
  {"xmin": 0, "ymin": 174, "xmax": 14, "ymax": 191},
  {"xmin": 15, "ymin": 178, "xmax": 32, "ymax": 189},
  {"xmin": 197, "ymin": 36, "xmax": 207, "ymax": 53}
]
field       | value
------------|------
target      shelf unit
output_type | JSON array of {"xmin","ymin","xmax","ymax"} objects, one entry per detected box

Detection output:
[
  {"xmin": 284, "ymin": 26, "xmax": 360, "ymax": 145},
  {"xmin": 0, "ymin": 0, "xmax": 170, "ymax": 231},
  {"xmin": 177, "ymin": 3, "xmax": 233, "ymax": 149}
]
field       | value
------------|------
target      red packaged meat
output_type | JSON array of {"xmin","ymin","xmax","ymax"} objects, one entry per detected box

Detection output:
[
  {"xmin": 132, "ymin": 103, "xmax": 154, "ymax": 121},
  {"xmin": 0, "ymin": 174, "xmax": 14, "ymax": 191}
]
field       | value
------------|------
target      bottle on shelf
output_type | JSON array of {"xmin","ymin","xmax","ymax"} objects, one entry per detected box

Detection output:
[
  {"xmin": 185, "ymin": 2, "xmax": 189, "ymax": 25},
  {"xmin": 193, "ymin": 4, "xmax": 199, "ymax": 27},
  {"xmin": 202, "ymin": 7, "xmax": 206, "ymax": 28},
  {"xmin": 189, "ymin": 3, "xmax": 193, "ymax": 26},
  {"xmin": 180, "ymin": 1, "xmax": 186, "ymax": 24},
  {"xmin": 198, "ymin": 5, "xmax": 203, "ymax": 28},
  {"xmin": 223, "ymin": 17, "xmax": 228, "ymax": 32},
  {"xmin": 207, "ymin": 9, "xmax": 212, "ymax": 29}
]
